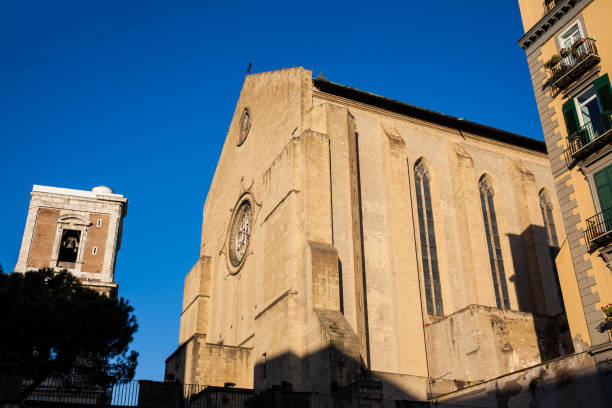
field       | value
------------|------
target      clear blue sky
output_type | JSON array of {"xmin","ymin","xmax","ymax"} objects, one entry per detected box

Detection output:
[{"xmin": 0, "ymin": 1, "xmax": 540, "ymax": 381}]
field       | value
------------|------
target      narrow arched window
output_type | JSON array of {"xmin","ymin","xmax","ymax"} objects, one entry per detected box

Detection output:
[
  {"xmin": 415, "ymin": 161, "xmax": 443, "ymax": 316},
  {"xmin": 539, "ymin": 190, "xmax": 559, "ymax": 249},
  {"xmin": 479, "ymin": 176, "xmax": 510, "ymax": 310}
]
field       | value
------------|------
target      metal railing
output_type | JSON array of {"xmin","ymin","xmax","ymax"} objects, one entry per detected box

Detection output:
[
  {"xmin": 11, "ymin": 377, "xmax": 488, "ymax": 408},
  {"xmin": 546, "ymin": 38, "xmax": 599, "ymax": 89},
  {"xmin": 22, "ymin": 376, "xmax": 113, "ymax": 406},
  {"xmin": 585, "ymin": 207, "xmax": 612, "ymax": 246},
  {"xmin": 110, "ymin": 380, "xmax": 140, "ymax": 406},
  {"xmin": 565, "ymin": 111, "xmax": 612, "ymax": 160},
  {"xmin": 253, "ymin": 393, "xmax": 482, "ymax": 408},
  {"xmin": 15, "ymin": 377, "xmax": 214, "ymax": 407}
]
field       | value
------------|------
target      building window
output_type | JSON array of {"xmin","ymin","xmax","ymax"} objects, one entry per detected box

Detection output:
[
  {"xmin": 594, "ymin": 164, "xmax": 612, "ymax": 213},
  {"xmin": 479, "ymin": 176, "xmax": 510, "ymax": 310},
  {"xmin": 58, "ymin": 229, "xmax": 81, "ymax": 263},
  {"xmin": 585, "ymin": 164, "xmax": 612, "ymax": 246},
  {"xmin": 563, "ymin": 74, "xmax": 612, "ymax": 146},
  {"xmin": 92, "ymin": 246, "xmax": 98, "ymax": 255},
  {"xmin": 557, "ymin": 20, "xmax": 583, "ymax": 50},
  {"xmin": 238, "ymin": 107, "xmax": 251, "ymax": 146},
  {"xmin": 414, "ymin": 160, "xmax": 443, "ymax": 316},
  {"xmin": 97, "ymin": 218, "xmax": 103, "ymax": 227},
  {"xmin": 228, "ymin": 197, "xmax": 253, "ymax": 270}
]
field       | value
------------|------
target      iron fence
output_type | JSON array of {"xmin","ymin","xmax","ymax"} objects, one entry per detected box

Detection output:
[
  {"xmin": 277, "ymin": 394, "xmax": 483, "ymax": 408},
  {"xmin": 10, "ymin": 377, "xmax": 488, "ymax": 408},
  {"xmin": 110, "ymin": 380, "xmax": 139, "ymax": 406},
  {"xmin": 22, "ymin": 376, "xmax": 112, "ymax": 406}
]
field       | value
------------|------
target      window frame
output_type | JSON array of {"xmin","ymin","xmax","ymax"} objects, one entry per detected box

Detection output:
[
  {"xmin": 413, "ymin": 160, "xmax": 444, "ymax": 317},
  {"xmin": 557, "ymin": 20, "xmax": 584, "ymax": 50},
  {"xmin": 478, "ymin": 176, "xmax": 510, "ymax": 310},
  {"xmin": 574, "ymin": 85, "xmax": 602, "ymax": 127},
  {"xmin": 583, "ymin": 154, "xmax": 612, "ymax": 214}
]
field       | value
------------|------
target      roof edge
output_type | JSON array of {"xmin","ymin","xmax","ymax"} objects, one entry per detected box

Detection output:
[{"xmin": 312, "ymin": 77, "xmax": 547, "ymax": 154}]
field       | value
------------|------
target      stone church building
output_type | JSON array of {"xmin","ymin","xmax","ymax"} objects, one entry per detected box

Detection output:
[{"xmin": 166, "ymin": 67, "xmax": 573, "ymax": 399}]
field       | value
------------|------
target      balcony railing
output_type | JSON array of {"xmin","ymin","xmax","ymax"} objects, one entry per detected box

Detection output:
[
  {"xmin": 545, "ymin": 38, "xmax": 600, "ymax": 90},
  {"xmin": 586, "ymin": 207, "xmax": 612, "ymax": 248},
  {"xmin": 565, "ymin": 111, "xmax": 612, "ymax": 161}
]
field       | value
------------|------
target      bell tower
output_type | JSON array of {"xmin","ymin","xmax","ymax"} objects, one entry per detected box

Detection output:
[{"xmin": 14, "ymin": 185, "xmax": 128, "ymax": 295}]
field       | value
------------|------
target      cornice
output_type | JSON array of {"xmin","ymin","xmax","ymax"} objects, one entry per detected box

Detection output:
[
  {"xmin": 313, "ymin": 78, "xmax": 547, "ymax": 155},
  {"xmin": 313, "ymin": 90, "xmax": 548, "ymax": 159},
  {"xmin": 518, "ymin": 0, "xmax": 593, "ymax": 51}
]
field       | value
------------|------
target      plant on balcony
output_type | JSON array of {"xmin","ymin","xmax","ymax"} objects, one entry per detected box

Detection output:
[
  {"xmin": 560, "ymin": 48, "xmax": 570, "ymax": 58},
  {"xmin": 544, "ymin": 55, "xmax": 561, "ymax": 70},
  {"xmin": 573, "ymin": 38, "xmax": 586, "ymax": 48},
  {"xmin": 602, "ymin": 303, "xmax": 612, "ymax": 318}
]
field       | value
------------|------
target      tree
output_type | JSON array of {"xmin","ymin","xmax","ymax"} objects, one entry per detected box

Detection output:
[{"xmin": 0, "ymin": 267, "xmax": 138, "ymax": 402}]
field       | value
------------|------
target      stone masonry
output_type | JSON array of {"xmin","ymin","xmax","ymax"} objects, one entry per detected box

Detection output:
[{"xmin": 165, "ymin": 67, "xmax": 571, "ymax": 399}]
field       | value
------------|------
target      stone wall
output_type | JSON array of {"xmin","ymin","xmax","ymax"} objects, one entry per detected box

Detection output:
[
  {"xmin": 436, "ymin": 351, "xmax": 607, "ymax": 407},
  {"xmin": 81, "ymin": 213, "xmax": 110, "ymax": 273},
  {"xmin": 179, "ymin": 257, "xmax": 210, "ymax": 346},
  {"xmin": 425, "ymin": 305, "xmax": 562, "ymax": 383},
  {"xmin": 27, "ymin": 208, "xmax": 60, "ymax": 269},
  {"xmin": 165, "ymin": 334, "xmax": 253, "ymax": 389},
  {"xmin": 171, "ymin": 67, "xmax": 569, "ymax": 394}
]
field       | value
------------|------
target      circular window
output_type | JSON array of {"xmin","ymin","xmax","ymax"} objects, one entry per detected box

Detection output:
[
  {"xmin": 228, "ymin": 199, "xmax": 253, "ymax": 269},
  {"xmin": 238, "ymin": 108, "xmax": 251, "ymax": 146}
]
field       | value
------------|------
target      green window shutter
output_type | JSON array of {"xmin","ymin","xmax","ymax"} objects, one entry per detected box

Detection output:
[
  {"xmin": 594, "ymin": 73, "xmax": 612, "ymax": 113},
  {"xmin": 562, "ymin": 99, "xmax": 579, "ymax": 136},
  {"xmin": 594, "ymin": 164, "xmax": 612, "ymax": 211}
]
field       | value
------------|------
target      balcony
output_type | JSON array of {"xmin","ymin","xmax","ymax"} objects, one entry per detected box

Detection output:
[
  {"xmin": 545, "ymin": 38, "xmax": 600, "ymax": 90},
  {"xmin": 565, "ymin": 111, "xmax": 612, "ymax": 162},
  {"xmin": 586, "ymin": 207, "xmax": 612, "ymax": 248}
]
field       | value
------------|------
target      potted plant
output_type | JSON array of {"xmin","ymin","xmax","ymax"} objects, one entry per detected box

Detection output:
[
  {"xmin": 602, "ymin": 303, "xmax": 612, "ymax": 319},
  {"xmin": 560, "ymin": 48, "xmax": 570, "ymax": 57},
  {"xmin": 573, "ymin": 38, "xmax": 585, "ymax": 48},
  {"xmin": 544, "ymin": 54, "xmax": 561, "ymax": 69}
]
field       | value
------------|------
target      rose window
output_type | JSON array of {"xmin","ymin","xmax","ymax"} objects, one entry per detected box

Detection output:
[{"xmin": 228, "ymin": 200, "xmax": 252, "ymax": 267}]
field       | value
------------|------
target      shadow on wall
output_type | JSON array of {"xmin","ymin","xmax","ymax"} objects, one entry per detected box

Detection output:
[
  {"xmin": 255, "ymin": 349, "xmax": 612, "ymax": 408},
  {"xmin": 162, "ymin": 345, "xmax": 611, "ymax": 408},
  {"xmin": 507, "ymin": 225, "xmax": 574, "ymax": 358},
  {"xmin": 249, "ymin": 346, "xmax": 462, "ymax": 402},
  {"xmin": 165, "ymin": 340, "xmax": 453, "ymax": 401}
]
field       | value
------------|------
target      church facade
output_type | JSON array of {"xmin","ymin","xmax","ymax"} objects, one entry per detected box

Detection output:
[{"xmin": 166, "ymin": 67, "xmax": 570, "ymax": 399}]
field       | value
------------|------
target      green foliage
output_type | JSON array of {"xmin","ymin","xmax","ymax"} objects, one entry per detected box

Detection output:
[
  {"xmin": 0, "ymin": 268, "xmax": 138, "ymax": 399},
  {"xmin": 544, "ymin": 54, "xmax": 561, "ymax": 70}
]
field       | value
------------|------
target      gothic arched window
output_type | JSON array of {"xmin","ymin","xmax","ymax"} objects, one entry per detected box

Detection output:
[
  {"xmin": 539, "ymin": 190, "xmax": 559, "ymax": 249},
  {"xmin": 479, "ymin": 176, "xmax": 510, "ymax": 310},
  {"xmin": 414, "ymin": 161, "xmax": 443, "ymax": 316}
]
